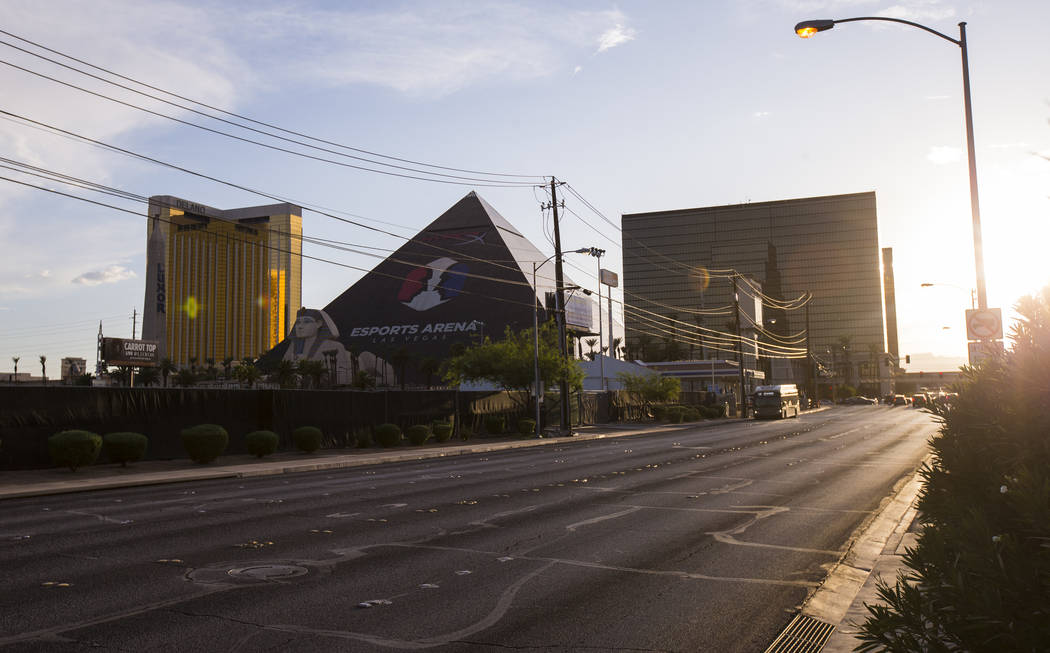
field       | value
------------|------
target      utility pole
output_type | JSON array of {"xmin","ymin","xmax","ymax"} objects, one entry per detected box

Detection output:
[
  {"xmin": 805, "ymin": 303, "xmax": 813, "ymax": 408},
  {"xmin": 550, "ymin": 178, "xmax": 571, "ymax": 435},
  {"xmin": 732, "ymin": 276, "xmax": 747, "ymax": 418},
  {"xmin": 131, "ymin": 308, "xmax": 137, "ymax": 339}
]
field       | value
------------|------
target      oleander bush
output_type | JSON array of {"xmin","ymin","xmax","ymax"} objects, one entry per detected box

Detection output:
[
  {"xmin": 48, "ymin": 430, "xmax": 102, "ymax": 471},
  {"xmin": 292, "ymin": 426, "xmax": 323, "ymax": 453},
  {"xmin": 405, "ymin": 424, "xmax": 430, "ymax": 446},
  {"xmin": 517, "ymin": 418, "xmax": 536, "ymax": 436},
  {"xmin": 245, "ymin": 430, "xmax": 279, "ymax": 458},
  {"xmin": 102, "ymin": 431, "xmax": 148, "ymax": 467},
  {"xmin": 667, "ymin": 406, "xmax": 684, "ymax": 424},
  {"xmin": 180, "ymin": 424, "xmax": 229, "ymax": 464},
  {"xmin": 432, "ymin": 421, "xmax": 453, "ymax": 442},
  {"xmin": 483, "ymin": 415, "xmax": 505, "ymax": 435},
  {"xmin": 652, "ymin": 405, "xmax": 669, "ymax": 421},
  {"xmin": 682, "ymin": 407, "xmax": 702, "ymax": 422},
  {"xmin": 375, "ymin": 423, "xmax": 401, "ymax": 448},
  {"xmin": 857, "ymin": 286, "xmax": 1050, "ymax": 652}
]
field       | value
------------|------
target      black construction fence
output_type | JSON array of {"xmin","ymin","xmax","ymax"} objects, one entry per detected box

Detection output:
[{"xmin": 0, "ymin": 386, "xmax": 671, "ymax": 470}]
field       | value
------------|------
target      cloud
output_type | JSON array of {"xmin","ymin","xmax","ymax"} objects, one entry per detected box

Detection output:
[
  {"xmin": 232, "ymin": 5, "xmax": 636, "ymax": 96},
  {"xmin": 573, "ymin": 65, "xmax": 583, "ymax": 75},
  {"xmin": 753, "ymin": 111, "xmax": 771, "ymax": 118},
  {"xmin": 925, "ymin": 95, "xmax": 951, "ymax": 100},
  {"xmin": 877, "ymin": 2, "xmax": 956, "ymax": 22},
  {"xmin": 71, "ymin": 265, "xmax": 136, "ymax": 286},
  {"xmin": 927, "ymin": 146, "xmax": 962, "ymax": 165},
  {"xmin": 596, "ymin": 24, "xmax": 637, "ymax": 53}
]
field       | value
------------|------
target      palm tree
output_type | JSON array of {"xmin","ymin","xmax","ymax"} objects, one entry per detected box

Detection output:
[
  {"xmin": 390, "ymin": 346, "xmax": 412, "ymax": 390},
  {"xmin": 272, "ymin": 360, "xmax": 298, "ymax": 389},
  {"xmin": 137, "ymin": 367, "xmax": 160, "ymax": 387},
  {"xmin": 158, "ymin": 358, "xmax": 176, "ymax": 388},
  {"xmin": 585, "ymin": 338, "xmax": 598, "ymax": 361},
  {"xmin": 188, "ymin": 356, "xmax": 198, "ymax": 374},
  {"xmin": 204, "ymin": 357, "xmax": 217, "ymax": 380},
  {"xmin": 11, "ymin": 356, "xmax": 19, "ymax": 382},
  {"xmin": 419, "ymin": 357, "xmax": 440, "ymax": 389},
  {"xmin": 233, "ymin": 361, "xmax": 261, "ymax": 388},
  {"xmin": 221, "ymin": 356, "xmax": 234, "ymax": 380},
  {"xmin": 39, "ymin": 355, "xmax": 46, "ymax": 385},
  {"xmin": 296, "ymin": 359, "xmax": 326, "ymax": 389},
  {"xmin": 174, "ymin": 368, "xmax": 196, "ymax": 387},
  {"xmin": 611, "ymin": 337, "xmax": 623, "ymax": 360}
]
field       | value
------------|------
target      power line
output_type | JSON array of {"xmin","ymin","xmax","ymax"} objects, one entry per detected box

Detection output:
[{"xmin": 0, "ymin": 29, "xmax": 544, "ymax": 181}]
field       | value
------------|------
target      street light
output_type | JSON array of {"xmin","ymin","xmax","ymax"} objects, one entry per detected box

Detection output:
[
  {"xmin": 795, "ymin": 16, "xmax": 988, "ymax": 310},
  {"xmin": 533, "ymin": 249, "xmax": 591, "ymax": 437},
  {"xmin": 920, "ymin": 282, "xmax": 976, "ymax": 309}
]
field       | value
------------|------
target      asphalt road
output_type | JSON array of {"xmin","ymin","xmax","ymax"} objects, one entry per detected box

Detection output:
[{"xmin": 0, "ymin": 406, "xmax": 937, "ymax": 652}]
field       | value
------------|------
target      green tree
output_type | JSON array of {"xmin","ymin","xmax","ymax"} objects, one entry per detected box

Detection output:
[
  {"xmin": 136, "ymin": 367, "xmax": 159, "ymax": 387},
  {"xmin": 204, "ymin": 357, "xmax": 217, "ymax": 380},
  {"xmin": 221, "ymin": 356, "xmax": 234, "ymax": 379},
  {"xmin": 585, "ymin": 338, "xmax": 598, "ymax": 361},
  {"xmin": 173, "ymin": 368, "xmax": 197, "ymax": 387},
  {"xmin": 39, "ymin": 355, "xmax": 46, "ymax": 385},
  {"xmin": 419, "ymin": 357, "xmax": 440, "ymax": 389},
  {"xmin": 858, "ymin": 286, "xmax": 1050, "ymax": 651},
  {"xmin": 617, "ymin": 371, "xmax": 680, "ymax": 413},
  {"xmin": 611, "ymin": 336, "xmax": 623, "ymax": 360},
  {"xmin": 390, "ymin": 346, "xmax": 412, "ymax": 390},
  {"xmin": 233, "ymin": 360, "xmax": 261, "ymax": 388},
  {"xmin": 296, "ymin": 359, "xmax": 326, "ymax": 389},
  {"xmin": 351, "ymin": 369, "xmax": 376, "ymax": 389},
  {"xmin": 271, "ymin": 359, "xmax": 298, "ymax": 389},
  {"xmin": 158, "ymin": 357, "xmax": 176, "ymax": 388},
  {"xmin": 443, "ymin": 323, "xmax": 583, "ymax": 414}
]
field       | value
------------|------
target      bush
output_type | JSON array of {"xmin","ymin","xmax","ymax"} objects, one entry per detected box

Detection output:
[
  {"xmin": 652, "ymin": 405, "xmax": 669, "ymax": 421},
  {"xmin": 702, "ymin": 404, "xmax": 726, "ymax": 419},
  {"xmin": 432, "ymin": 421, "xmax": 453, "ymax": 442},
  {"xmin": 460, "ymin": 424, "xmax": 474, "ymax": 441},
  {"xmin": 374, "ymin": 423, "xmax": 401, "ymax": 448},
  {"xmin": 518, "ymin": 418, "xmax": 537, "ymax": 436},
  {"xmin": 667, "ymin": 406, "xmax": 684, "ymax": 424},
  {"xmin": 682, "ymin": 407, "xmax": 702, "ymax": 422},
  {"xmin": 48, "ymin": 430, "xmax": 102, "ymax": 471},
  {"xmin": 180, "ymin": 424, "xmax": 229, "ymax": 464},
  {"xmin": 354, "ymin": 427, "xmax": 374, "ymax": 448},
  {"xmin": 405, "ymin": 424, "xmax": 430, "ymax": 446},
  {"xmin": 483, "ymin": 415, "xmax": 505, "ymax": 435},
  {"xmin": 245, "ymin": 430, "xmax": 279, "ymax": 458},
  {"xmin": 292, "ymin": 426, "xmax": 323, "ymax": 453},
  {"xmin": 858, "ymin": 287, "xmax": 1050, "ymax": 651},
  {"xmin": 103, "ymin": 432, "xmax": 148, "ymax": 467}
]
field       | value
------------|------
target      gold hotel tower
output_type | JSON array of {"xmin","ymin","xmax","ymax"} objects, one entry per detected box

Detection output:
[{"xmin": 141, "ymin": 196, "xmax": 302, "ymax": 366}]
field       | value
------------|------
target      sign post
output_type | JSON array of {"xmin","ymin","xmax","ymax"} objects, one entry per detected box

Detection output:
[{"xmin": 964, "ymin": 308, "xmax": 1003, "ymax": 365}]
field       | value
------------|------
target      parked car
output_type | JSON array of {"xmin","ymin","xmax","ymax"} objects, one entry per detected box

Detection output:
[
  {"xmin": 911, "ymin": 394, "xmax": 928, "ymax": 408},
  {"xmin": 892, "ymin": 394, "xmax": 909, "ymax": 406},
  {"xmin": 841, "ymin": 396, "xmax": 878, "ymax": 405}
]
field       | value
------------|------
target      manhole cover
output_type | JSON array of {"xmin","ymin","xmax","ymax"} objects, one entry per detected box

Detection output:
[{"xmin": 228, "ymin": 564, "xmax": 309, "ymax": 580}]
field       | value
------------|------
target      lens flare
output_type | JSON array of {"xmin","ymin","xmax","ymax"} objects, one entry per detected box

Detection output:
[
  {"xmin": 691, "ymin": 267, "xmax": 711, "ymax": 292},
  {"xmin": 182, "ymin": 296, "xmax": 200, "ymax": 319}
]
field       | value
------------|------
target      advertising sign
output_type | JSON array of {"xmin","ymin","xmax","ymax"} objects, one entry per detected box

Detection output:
[
  {"xmin": 102, "ymin": 338, "xmax": 160, "ymax": 367},
  {"xmin": 599, "ymin": 268, "xmax": 619, "ymax": 288},
  {"xmin": 965, "ymin": 308, "xmax": 1003, "ymax": 341}
]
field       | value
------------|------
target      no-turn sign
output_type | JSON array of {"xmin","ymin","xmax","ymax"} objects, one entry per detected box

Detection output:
[{"xmin": 965, "ymin": 308, "xmax": 1003, "ymax": 340}]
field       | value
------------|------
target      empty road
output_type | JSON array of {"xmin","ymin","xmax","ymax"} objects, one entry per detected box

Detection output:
[{"xmin": 0, "ymin": 406, "xmax": 936, "ymax": 652}]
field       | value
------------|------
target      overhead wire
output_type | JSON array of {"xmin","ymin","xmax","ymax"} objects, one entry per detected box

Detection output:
[{"xmin": 0, "ymin": 28, "xmax": 541, "ymax": 180}]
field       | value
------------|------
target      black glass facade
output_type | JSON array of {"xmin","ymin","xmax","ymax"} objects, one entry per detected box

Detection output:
[{"xmin": 621, "ymin": 192, "xmax": 884, "ymax": 369}]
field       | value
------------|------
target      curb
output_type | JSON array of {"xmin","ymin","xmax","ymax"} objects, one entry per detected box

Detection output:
[{"xmin": 0, "ymin": 416, "xmax": 752, "ymax": 500}]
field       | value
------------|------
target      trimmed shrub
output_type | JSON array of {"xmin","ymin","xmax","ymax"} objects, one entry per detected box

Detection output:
[
  {"xmin": 682, "ymin": 407, "xmax": 702, "ymax": 422},
  {"xmin": 432, "ymin": 421, "xmax": 453, "ymax": 442},
  {"xmin": 703, "ymin": 404, "xmax": 726, "ymax": 419},
  {"xmin": 103, "ymin": 432, "xmax": 148, "ymax": 467},
  {"xmin": 667, "ymin": 406, "xmax": 684, "ymax": 424},
  {"xmin": 245, "ymin": 430, "xmax": 279, "ymax": 458},
  {"xmin": 292, "ymin": 426, "xmax": 323, "ymax": 453},
  {"xmin": 354, "ymin": 427, "xmax": 374, "ymax": 448},
  {"xmin": 375, "ymin": 423, "xmax": 401, "ymax": 448},
  {"xmin": 460, "ymin": 424, "xmax": 474, "ymax": 441},
  {"xmin": 406, "ymin": 425, "xmax": 430, "ymax": 446},
  {"xmin": 483, "ymin": 415, "xmax": 505, "ymax": 435},
  {"xmin": 180, "ymin": 424, "xmax": 229, "ymax": 464},
  {"xmin": 653, "ymin": 405, "xmax": 669, "ymax": 421},
  {"xmin": 48, "ymin": 430, "xmax": 102, "ymax": 471},
  {"xmin": 518, "ymin": 418, "xmax": 537, "ymax": 436}
]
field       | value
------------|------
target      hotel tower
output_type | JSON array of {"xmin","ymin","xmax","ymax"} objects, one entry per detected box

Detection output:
[{"xmin": 141, "ymin": 196, "xmax": 302, "ymax": 366}]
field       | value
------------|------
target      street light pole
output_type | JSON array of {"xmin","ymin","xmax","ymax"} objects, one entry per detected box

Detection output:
[{"xmin": 795, "ymin": 17, "xmax": 987, "ymax": 309}]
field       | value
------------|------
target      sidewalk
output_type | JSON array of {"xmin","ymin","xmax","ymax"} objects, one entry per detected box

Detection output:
[
  {"xmin": 0, "ymin": 420, "xmax": 700, "ymax": 500},
  {"xmin": 767, "ymin": 461, "xmax": 925, "ymax": 652}
]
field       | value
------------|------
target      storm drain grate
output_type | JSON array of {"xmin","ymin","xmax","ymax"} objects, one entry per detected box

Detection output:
[{"xmin": 764, "ymin": 614, "xmax": 835, "ymax": 653}]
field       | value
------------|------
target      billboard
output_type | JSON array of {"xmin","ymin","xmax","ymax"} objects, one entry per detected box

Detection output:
[{"xmin": 102, "ymin": 338, "xmax": 160, "ymax": 367}]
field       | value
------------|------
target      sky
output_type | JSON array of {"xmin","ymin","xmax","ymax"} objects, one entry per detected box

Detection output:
[{"xmin": 0, "ymin": 0, "xmax": 1047, "ymax": 376}]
